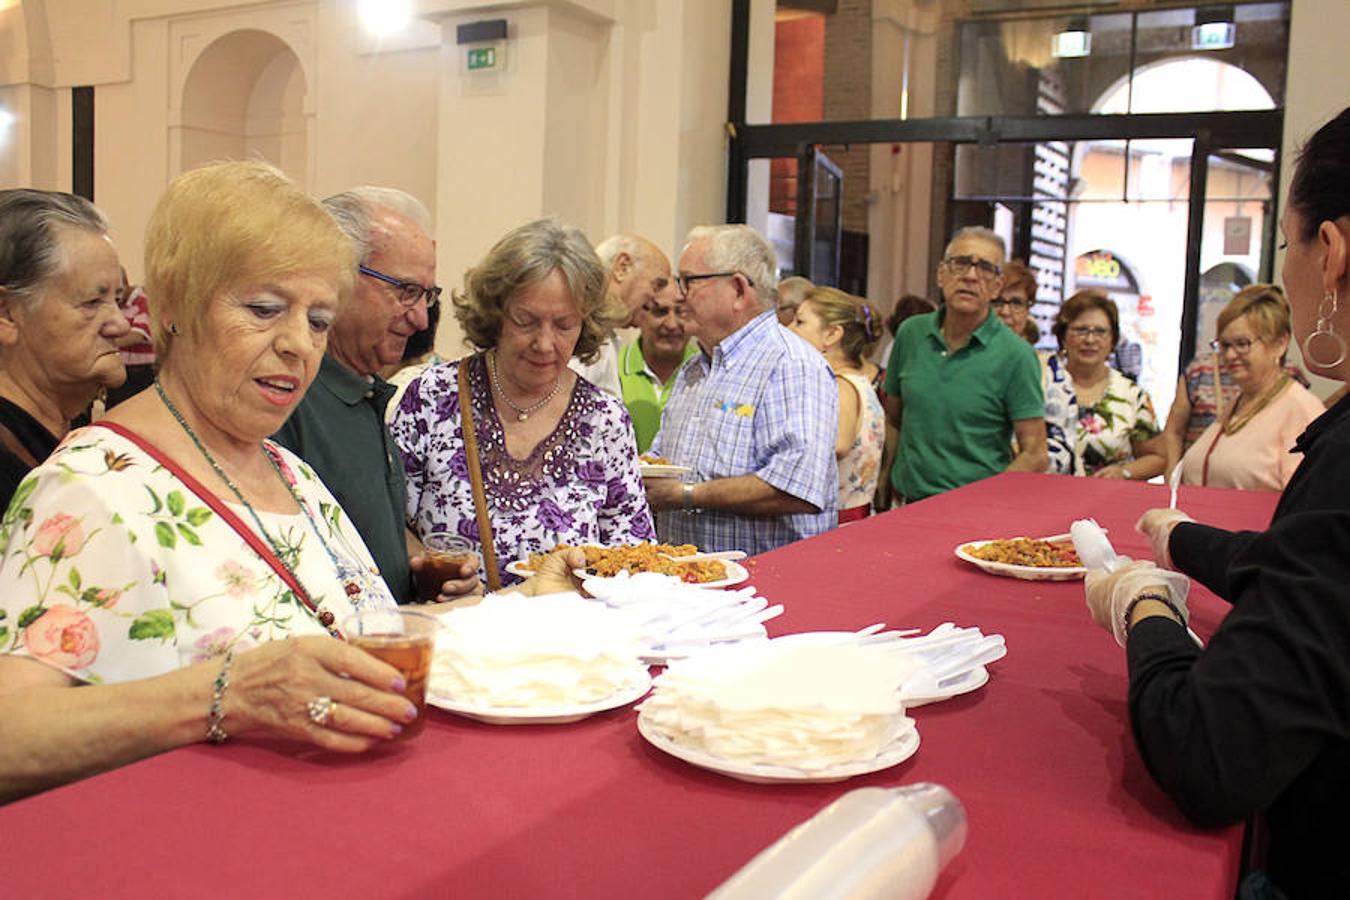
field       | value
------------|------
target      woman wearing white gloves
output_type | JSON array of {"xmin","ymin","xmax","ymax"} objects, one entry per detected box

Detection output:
[{"xmin": 1086, "ymin": 108, "xmax": 1350, "ymax": 900}]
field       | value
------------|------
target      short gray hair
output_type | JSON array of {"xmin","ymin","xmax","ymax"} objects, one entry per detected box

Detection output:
[
  {"xmin": 776, "ymin": 275, "xmax": 814, "ymax": 312},
  {"xmin": 453, "ymin": 217, "xmax": 624, "ymax": 364},
  {"xmin": 0, "ymin": 189, "xmax": 108, "ymax": 306},
  {"xmin": 684, "ymin": 224, "xmax": 779, "ymax": 309},
  {"xmin": 944, "ymin": 226, "xmax": 1006, "ymax": 262},
  {"xmin": 594, "ymin": 234, "xmax": 643, "ymax": 269},
  {"xmin": 322, "ymin": 187, "xmax": 433, "ymax": 263}
]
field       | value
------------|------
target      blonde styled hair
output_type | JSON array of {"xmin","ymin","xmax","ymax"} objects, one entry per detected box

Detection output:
[
  {"xmin": 453, "ymin": 217, "xmax": 622, "ymax": 363},
  {"xmin": 802, "ymin": 286, "xmax": 881, "ymax": 366},
  {"xmin": 1216, "ymin": 283, "xmax": 1292, "ymax": 363},
  {"xmin": 144, "ymin": 161, "xmax": 356, "ymax": 355}
]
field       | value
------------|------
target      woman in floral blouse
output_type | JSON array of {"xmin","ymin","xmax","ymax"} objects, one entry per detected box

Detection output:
[
  {"xmin": 1044, "ymin": 290, "xmax": 1167, "ymax": 479},
  {"xmin": 390, "ymin": 219, "xmax": 654, "ymax": 588},
  {"xmin": 0, "ymin": 164, "xmax": 585, "ymax": 802}
]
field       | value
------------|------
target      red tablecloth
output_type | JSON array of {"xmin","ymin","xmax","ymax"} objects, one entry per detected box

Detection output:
[{"xmin": 0, "ymin": 472, "xmax": 1277, "ymax": 898}]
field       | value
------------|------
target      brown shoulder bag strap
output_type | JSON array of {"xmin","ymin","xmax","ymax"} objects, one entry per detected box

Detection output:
[{"xmin": 457, "ymin": 355, "xmax": 501, "ymax": 592}]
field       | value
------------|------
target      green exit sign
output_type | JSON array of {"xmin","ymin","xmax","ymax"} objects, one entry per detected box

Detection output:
[{"xmin": 467, "ymin": 46, "xmax": 497, "ymax": 70}]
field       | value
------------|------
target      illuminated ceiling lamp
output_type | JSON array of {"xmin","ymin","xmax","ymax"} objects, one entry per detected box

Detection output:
[
  {"xmin": 1051, "ymin": 16, "xmax": 1091, "ymax": 59},
  {"xmin": 358, "ymin": 0, "xmax": 413, "ymax": 38},
  {"xmin": 1192, "ymin": 5, "xmax": 1236, "ymax": 51}
]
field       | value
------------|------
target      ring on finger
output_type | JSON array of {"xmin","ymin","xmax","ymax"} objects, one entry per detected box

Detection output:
[{"xmin": 307, "ymin": 695, "xmax": 338, "ymax": 727}]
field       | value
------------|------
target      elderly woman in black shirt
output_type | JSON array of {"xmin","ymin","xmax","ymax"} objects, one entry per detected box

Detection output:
[
  {"xmin": 0, "ymin": 190, "xmax": 130, "ymax": 506},
  {"xmin": 1087, "ymin": 107, "xmax": 1350, "ymax": 898}
]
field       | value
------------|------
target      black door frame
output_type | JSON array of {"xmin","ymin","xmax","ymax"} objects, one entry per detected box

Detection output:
[{"xmin": 723, "ymin": 0, "xmax": 1283, "ymax": 368}]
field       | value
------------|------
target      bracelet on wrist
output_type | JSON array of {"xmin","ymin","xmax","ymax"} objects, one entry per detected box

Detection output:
[
  {"xmin": 682, "ymin": 482, "xmax": 696, "ymax": 512},
  {"xmin": 1122, "ymin": 591, "xmax": 1185, "ymax": 640},
  {"xmin": 206, "ymin": 649, "xmax": 235, "ymax": 745}
]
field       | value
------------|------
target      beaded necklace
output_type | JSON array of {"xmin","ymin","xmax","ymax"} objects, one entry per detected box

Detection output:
[
  {"xmin": 154, "ymin": 380, "xmax": 368, "ymax": 638},
  {"xmin": 488, "ymin": 349, "xmax": 562, "ymax": 421}
]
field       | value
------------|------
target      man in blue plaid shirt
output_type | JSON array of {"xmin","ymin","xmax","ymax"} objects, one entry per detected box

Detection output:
[{"xmin": 645, "ymin": 225, "xmax": 838, "ymax": 555}]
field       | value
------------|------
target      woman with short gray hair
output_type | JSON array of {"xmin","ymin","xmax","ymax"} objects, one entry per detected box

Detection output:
[
  {"xmin": 390, "ymin": 217, "xmax": 653, "ymax": 590},
  {"xmin": 0, "ymin": 189, "xmax": 129, "ymax": 507}
]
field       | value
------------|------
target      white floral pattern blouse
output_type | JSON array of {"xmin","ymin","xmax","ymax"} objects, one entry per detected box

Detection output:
[
  {"xmin": 836, "ymin": 373, "xmax": 885, "ymax": 511},
  {"xmin": 0, "ymin": 427, "xmax": 395, "ymax": 685},
  {"xmin": 1043, "ymin": 355, "xmax": 1161, "ymax": 476}
]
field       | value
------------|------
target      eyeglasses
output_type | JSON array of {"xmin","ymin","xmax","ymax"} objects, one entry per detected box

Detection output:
[
  {"xmin": 1210, "ymin": 336, "xmax": 1262, "ymax": 355},
  {"xmin": 942, "ymin": 256, "xmax": 1001, "ymax": 279},
  {"xmin": 359, "ymin": 265, "xmax": 441, "ymax": 308},
  {"xmin": 674, "ymin": 271, "xmax": 751, "ymax": 295},
  {"xmin": 1068, "ymin": 325, "xmax": 1111, "ymax": 340},
  {"xmin": 992, "ymin": 297, "xmax": 1027, "ymax": 310}
]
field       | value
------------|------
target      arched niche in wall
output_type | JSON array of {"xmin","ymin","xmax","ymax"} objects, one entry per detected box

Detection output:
[{"xmin": 176, "ymin": 29, "xmax": 309, "ymax": 182}]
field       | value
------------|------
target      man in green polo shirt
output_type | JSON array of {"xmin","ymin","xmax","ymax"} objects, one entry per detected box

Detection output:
[
  {"xmin": 883, "ymin": 227, "xmax": 1047, "ymax": 502},
  {"xmin": 274, "ymin": 187, "xmax": 478, "ymax": 603},
  {"xmin": 620, "ymin": 285, "xmax": 698, "ymax": 452}
]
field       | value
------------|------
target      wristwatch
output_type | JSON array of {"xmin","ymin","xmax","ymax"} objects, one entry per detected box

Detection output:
[{"xmin": 682, "ymin": 482, "xmax": 696, "ymax": 511}]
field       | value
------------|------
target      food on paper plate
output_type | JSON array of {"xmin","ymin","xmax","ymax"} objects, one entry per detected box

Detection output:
[
  {"xmin": 522, "ymin": 543, "xmax": 728, "ymax": 584},
  {"xmin": 964, "ymin": 537, "xmax": 1081, "ymax": 569},
  {"xmin": 639, "ymin": 453, "xmax": 675, "ymax": 466}
]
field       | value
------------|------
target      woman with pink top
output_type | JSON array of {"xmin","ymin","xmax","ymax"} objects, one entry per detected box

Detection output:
[{"xmin": 1179, "ymin": 284, "xmax": 1324, "ymax": 490}]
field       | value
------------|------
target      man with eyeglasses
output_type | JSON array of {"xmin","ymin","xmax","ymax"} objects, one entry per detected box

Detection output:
[
  {"xmin": 644, "ymin": 224, "xmax": 838, "ymax": 554},
  {"xmin": 275, "ymin": 187, "xmax": 473, "ymax": 604},
  {"xmin": 883, "ymin": 226, "xmax": 1047, "ymax": 503},
  {"xmin": 571, "ymin": 233, "xmax": 673, "ymax": 398}
]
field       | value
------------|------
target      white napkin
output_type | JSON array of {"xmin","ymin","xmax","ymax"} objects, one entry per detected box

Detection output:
[
  {"xmin": 638, "ymin": 643, "xmax": 917, "ymax": 771},
  {"xmin": 432, "ymin": 592, "xmax": 644, "ymax": 707}
]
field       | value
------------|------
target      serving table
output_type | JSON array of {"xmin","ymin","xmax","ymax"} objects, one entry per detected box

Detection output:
[{"xmin": 0, "ymin": 472, "xmax": 1277, "ymax": 898}]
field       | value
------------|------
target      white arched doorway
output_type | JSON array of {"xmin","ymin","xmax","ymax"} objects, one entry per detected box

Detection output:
[
  {"xmin": 175, "ymin": 29, "xmax": 309, "ymax": 182},
  {"xmin": 1067, "ymin": 57, "xmax": 1276, "ymax": 415}
]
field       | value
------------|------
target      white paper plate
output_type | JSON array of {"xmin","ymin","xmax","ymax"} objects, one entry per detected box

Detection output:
[
  {"xmin": 639, "ymin": 463, "xmax": 691, "ymax": 478},
  {"xmin": 767, "ymin": 633, "xmax": 991, "ymax": 707},
  {"xmin": 954, "ymin": 538, "xmax": 1087, "ymax": 581},
  {"xmin": 427, "ymin": 669, "xmax": 652, "ymax": 725},
  {"xmin": 575, "ymin": 560, "xmax": 750, "ymax": 590},
  {"xmin": 637, "ymin": 714, "xmax": 920, "ymax": 784}
]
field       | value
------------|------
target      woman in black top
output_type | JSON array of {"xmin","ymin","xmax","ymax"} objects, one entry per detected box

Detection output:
[
  {"xmin": 1088, "ymin": 107, "xmax": 1350, "ymax": 898},
  {"xmin": 0, "ymin": 190, "xmax": 130, "ymax": 507}
]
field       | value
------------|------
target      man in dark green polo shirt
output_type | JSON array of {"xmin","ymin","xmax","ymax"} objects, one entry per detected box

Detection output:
[
  {"xmin": 619, "ymin": 284, "xmax": 698, "ymax": 452},
  {"xmin": 274, "ymin": 187, "xmax": 476, "ymax": 603},
  {"xmin": 883, "ymin": 227, "xmax": 1047, "ymax": 502}
]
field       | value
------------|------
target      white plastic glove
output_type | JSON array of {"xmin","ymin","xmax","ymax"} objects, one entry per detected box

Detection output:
[
  {"xmin": 1085, "ymin": 558, "xmax": 1191, "ymax": 647},
  {"xmin": 1135, "ymin": 508, "xmax": 1194, "ymax": 570}
]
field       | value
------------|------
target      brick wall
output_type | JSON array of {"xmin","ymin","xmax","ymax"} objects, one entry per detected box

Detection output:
[{"xmin": 822, "ymin": 0, "xmax": 872, "ymax": 233}]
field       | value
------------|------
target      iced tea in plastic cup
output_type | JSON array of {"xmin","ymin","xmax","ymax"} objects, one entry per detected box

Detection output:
[
  {"xmin": 343, "ymin": 608, "xmax": 439, "ymax": 739},
  {"xmin": 415, "ymin": 532, "xmax": 475, "ymax": 602}
]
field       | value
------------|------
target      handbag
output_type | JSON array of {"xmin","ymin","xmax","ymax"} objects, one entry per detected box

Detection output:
[{"xmin": 457, "ymin": 356, "xmax": 502, "ymax": 592}]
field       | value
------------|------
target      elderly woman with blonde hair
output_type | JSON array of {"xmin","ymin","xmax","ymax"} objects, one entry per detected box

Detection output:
[
  {"xmin": 390, "ymin": 218, "xmax": 654, "ymax": 591},
  {"xmin": 0, "ymin": 162, "xmax": 578, "ymax": 802},
  {"xmin": 1178, "ymin": 284, "xmax": 1324, "ymax": 490}
]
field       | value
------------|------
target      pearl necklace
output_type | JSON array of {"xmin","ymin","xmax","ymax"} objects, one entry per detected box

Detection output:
[
  {"xmin": 487, "ymin": 350, "xmax": 562, "ymax": 422},
  {"xmin": 154, "ymin": 381, "xmax": 366, "ymax": 638}
]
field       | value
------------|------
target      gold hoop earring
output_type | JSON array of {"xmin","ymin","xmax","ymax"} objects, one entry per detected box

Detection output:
[{"xmin": 1302, "ymin": 289, "xmax": 1346, "ymax": 369}]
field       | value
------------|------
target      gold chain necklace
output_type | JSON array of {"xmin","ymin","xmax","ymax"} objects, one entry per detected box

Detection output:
[
  {"xmin": 1223, "ymin": 373, "xmax": 1290, "ymax": 435},
  {"xmin": 487, "ymin": 350, "xmax": 562, "ymax": 422}
]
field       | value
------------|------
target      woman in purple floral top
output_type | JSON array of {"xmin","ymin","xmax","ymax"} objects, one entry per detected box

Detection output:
[{"xmin": 389, "ymin": 219, "xmax": 654, "ymax": 586}]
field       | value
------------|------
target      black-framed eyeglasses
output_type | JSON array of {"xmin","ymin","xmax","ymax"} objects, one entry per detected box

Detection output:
[
  {"xmin": 674, "ymin": 271, "xmax": 751, "ymax": 295},
  {"xmin": 1068, "ymin": 325, "xmax": 1111, "ymax": 339},
  {"xmin": 1210, "ymin": 336, "xmax": 1262, "ymax": 355},
  {"xmin": 359, "ymin": 265, "xmax": 441, "ymax": 308},
  {"xmin": 992, "ymin": 297, "xmax": 1027, "ymax": 310},
  {"xmin": 942, "ymin": 255, "xmax": 1001, "ymax": 279}
]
